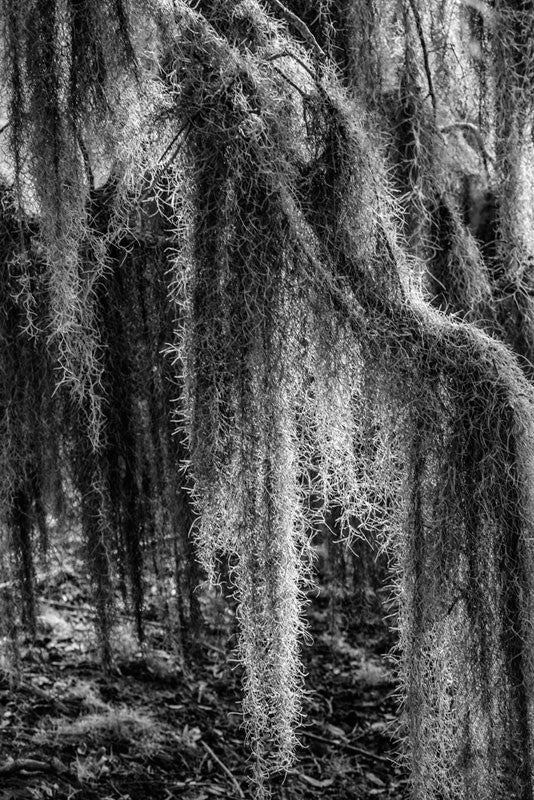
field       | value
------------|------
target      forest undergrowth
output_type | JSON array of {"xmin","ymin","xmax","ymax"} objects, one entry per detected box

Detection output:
[{"xmin": 0, "ymin": 539, "xmax": 404, "ymax": 800}]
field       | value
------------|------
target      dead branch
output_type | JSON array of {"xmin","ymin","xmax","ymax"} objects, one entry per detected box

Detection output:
[{"xmin": 200, "ymin": 740, "xmax": 245, "ymax": 798}]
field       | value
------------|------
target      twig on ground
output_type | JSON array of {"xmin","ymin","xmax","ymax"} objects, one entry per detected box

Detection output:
[
  {"xmin": 0, "ymin": 757, "xmax": 67, "ymax": 776},
  {"xmin": 41, "ymin": 598, "xmax": 93, "ymax": 613},
  {"xmin": 9, "ymin": 679, "xmax": 71, "ymax": 714},
  {"xmin": 200, "ymin": 740, "xmax": 245, "ymax": 798},
  {"xmin": 301, "ymin": 729, "xmax": 393, "ymax": 764}
]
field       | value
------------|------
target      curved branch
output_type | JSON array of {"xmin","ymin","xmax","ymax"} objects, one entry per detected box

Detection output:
[
  {"xmin": 440, "ymin": 122, "xmax": 494, "ymax": 173},
  {"xmin": 265, "ymin": 0, "xmax": 326, "ymax": 61},
  {"xmin": 265, "ymin": 50, "xmax": 316, "ymax": 81}
]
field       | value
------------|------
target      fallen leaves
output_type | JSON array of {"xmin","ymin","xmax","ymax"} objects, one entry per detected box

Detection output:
[{"xmin": 0, "ymin": 585, "xmax": 407, "ymax": 799}]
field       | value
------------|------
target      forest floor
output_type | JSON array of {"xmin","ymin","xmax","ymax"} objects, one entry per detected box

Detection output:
[{"xmin": 0, "ymin": 554, "xmax": 408, "ymax": 800}]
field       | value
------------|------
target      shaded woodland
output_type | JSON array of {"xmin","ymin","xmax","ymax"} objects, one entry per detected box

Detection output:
[{"xmin": 1, "ymin": 1, "xmax": 534, "ymax": 798}]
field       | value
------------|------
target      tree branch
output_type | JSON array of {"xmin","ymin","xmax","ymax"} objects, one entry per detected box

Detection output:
[
  {"xmin": 406, "ymin": 0, "xmax": 437, "ymax": 115},
  {"xmin": 266, "ymin": 50, "xmax": 316, "ymax": 81},
  {"xmin": 200, "ymin": 741, "xmax": 245, "ymax": 798},
  {"xmin": 440, "ymin": 122, "xmax": 494, "ymax": 173},
  {"xmin": 77, "ymin": 133, "xmax": 95, "ymax": 193},
  {"xmin": 265, "ymin": 0, "xmax": 326, "ymax": 61}
]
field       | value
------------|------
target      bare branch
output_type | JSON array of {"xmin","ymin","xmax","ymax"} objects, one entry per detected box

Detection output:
[
  {"xmin": 265, "ymin": 50, "xmax": 316, "ymax": 80},
  {"xmin": 406, "ymin": 0, "xmax": 437, "ymax": 115},
  {"xmin": 265, "ymin": 0, "xmax": 326, "ymax": 61}
]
